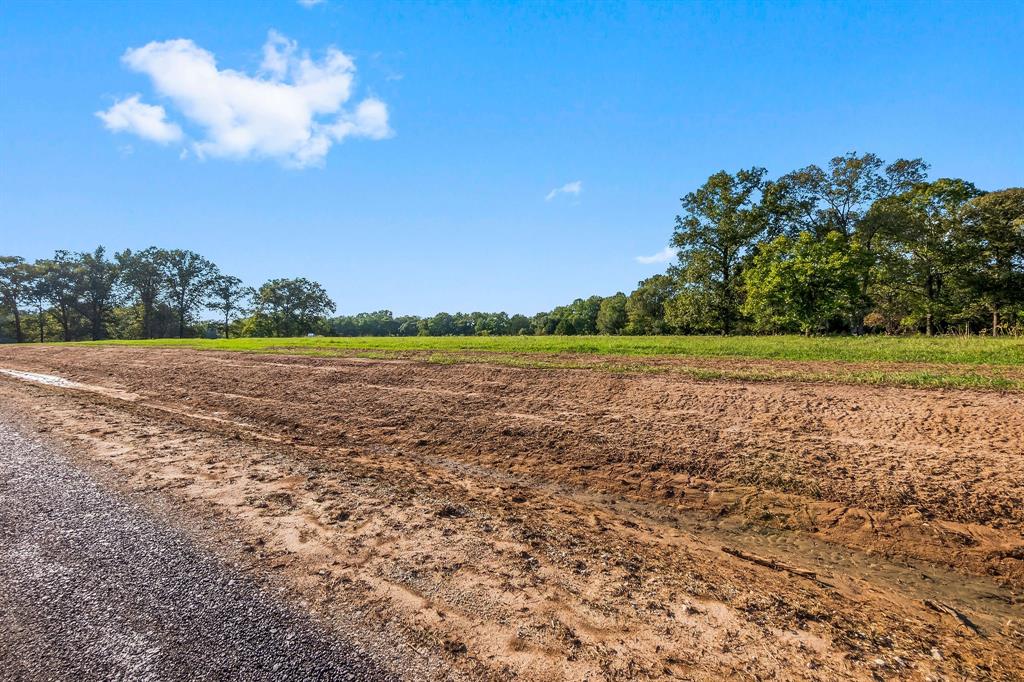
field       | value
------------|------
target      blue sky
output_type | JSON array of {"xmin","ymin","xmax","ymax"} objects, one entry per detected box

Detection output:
[{"xmin": 2, "ymin": 1, "xmax": 1022, "ymax": 316}]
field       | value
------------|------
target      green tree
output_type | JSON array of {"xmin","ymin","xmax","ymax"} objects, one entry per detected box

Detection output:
[
  {"xmin": 957, "ymin": 188, "xmax": 1024, "ymax": 335},
  {"xmin": 78, "ymin": 246, "xmax": 120, "ymax": 341},
  {"xmin": 254, "ymin": 278, "xmax": 336, "ymax": 337},
  {"xmin": 472, "ymin": 311, "xmax": 510, "ymax": 335},
  {"xmin": 626, "ymin": 274, "xmax": 676, "ymax": 334},
  {"xmin": 451, "ymin": 312, "xmax": 476, "ymax": 335},
  {"xmin": 37, "ymin": 251, "xmax": 83, "ymax": 341},
  {"xmin": 663, "ymin": 285, "xmax": 718, "ymax": 334},
  {"xmin": 161, "ymin": 249, "xmax": 218, "ymax": 338},
  {"xmin": 596, "ymin": 293, "xmax": 628, "ymax": 334},
  {"xmin": 873, "ymin": 179, "xmax": 983, "ymax": 335},
  {"xmin": 770, "ymin": 152, "xmax": 928, "ymax": 239},
  {"xmin": 566, "ymin": 296, "xmax": 602, "ymax": 335},
  {"xmin": 23, "ymin": 265, "xmax": 50, "ymax": 342},
  {"xmin": 424, "ymin": 312, "xmax": 453, "ymax": 336},
  {"xmin": 0, "ymin": 256, "xmax": 31, "ymax": 342},
  {"xmin": 672, "ymin": 167, "xmax": 769, "ymax": 334},
  {"xmin": 554, "ymin": 317, "xmax": 576, "ymax": 335},
  {"xmin": 768, "ymin": 153, "xmax": 929, "ymax": 331},
  {"xmin": 116, "ymin": 247, "xmax": 167, "ymax": 339},
  {"xmin": 508, "ymin": 314, "xmax": 532, "ymax": 335},
  {"xmin": 743, "ymin": 232, "xmax": 863, "ymax": 334},
  {"xmin": 396, "ymin": 315, "xmax": 422, "ymax": 336},
  {"xmin": 530, "ymin": 312, "xmax": 558, "ymax": 335},
  {"xmin": 207, "ymin": 275, "xmax": 253, "ymax": 338}
]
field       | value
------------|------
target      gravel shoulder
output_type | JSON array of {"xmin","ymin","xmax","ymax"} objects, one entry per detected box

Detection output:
[{"xmin": 0, "ymin": 420, "xmax": 390, "ymax": 682}]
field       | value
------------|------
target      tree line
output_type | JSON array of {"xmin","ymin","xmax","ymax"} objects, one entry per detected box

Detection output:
[
  {"xmin": 530, "ymin": 152, "xmax": 1022, "ymax": 337},
  {"xmin": 0, "ymin": 247, "xmax": 335, "ymax": 342},
  {"xmin": 2, "ymin": 152, "xmax": 1022, "ymax": 342},
  {"xmin": 662, "ymin": 153, "xmax": 1023, "ymax": 336}
]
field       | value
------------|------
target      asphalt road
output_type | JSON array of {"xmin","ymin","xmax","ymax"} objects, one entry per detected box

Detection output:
[{"xmin": 0, "ymin": 420, "xmax": 391, "ymax": 681}]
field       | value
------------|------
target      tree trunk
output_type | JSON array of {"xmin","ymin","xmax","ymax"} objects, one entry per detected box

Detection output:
[
  {"xmin": 178, "ymin": 295, "xmax": 187, "ymax": 338},
  {"xmin": 12, "ymin": 305, "xmax": 23, "ymax": 343},
  {"xmin": 993, "ymin": 309, "xmax": 999, "ymax": 337},
  {"xmin": 924, "ymin": 273, "xmax": 935, "ymax": 336},
  {"xmin": 91, "ymin": 304, "xmax": 103, "ymax": 341},
  {"xmin": 852, "ymin": 277, "xmax": 870, "ymax": 335},
  {"xmin": 224, "ymin": 310, "xmax": 230, "ymax": 339},
  {"xmin": 37, "ymin": 305, "xmax": 44, "ymax": 343},
  {"xmin": 721, "ymin": 257, "xmax": 732, "ymax": 335},
  {"xmin": 59, "ymin": 307, "xmax": 71, "ymax": 341}
]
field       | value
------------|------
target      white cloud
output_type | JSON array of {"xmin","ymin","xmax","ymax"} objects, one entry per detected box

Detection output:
[
  {"xmin": 99, "ymin": 31, "xmax": 390, "ymax": 167},
  {"xmin": 545, "ymin": 180, "xmax": 583, "ymax": 201},
  {"xmin": 635, "ymin": 246, "xmax": 677, "ymax": 264},
  {"xmin": 261, "ymin": 30, "xmax": 297, "ymax": 80},
  {"xmin": 297, "ymin": 0, "xmax": 325, "ymax": 6},
  {"xmin": 96, "ymin": 94, "xmax": 183, "ymax": 143}
]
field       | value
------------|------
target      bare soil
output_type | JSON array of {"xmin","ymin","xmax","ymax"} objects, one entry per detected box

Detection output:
[{"xmin": 0, "ymin": 345, "xmax": 1021, "ymax": 680}]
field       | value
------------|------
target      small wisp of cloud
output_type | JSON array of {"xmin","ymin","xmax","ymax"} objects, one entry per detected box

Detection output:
[
  {"xmin": 96, "ymin": 30, "xmax": 389, "ymax": 168},
  {"xmin": 635, "ymin": 246, "xmax": 678, "ymax": 264},
  {"xmin": 97, "ymin": 94, "xmax": 183, "ymax": 144},
  {"xmin": 545, "ymin": 180, "xmax": 582, "ymax": 202},
  {"xmin": 297, "ymin": 0, "xmax": 325, "ymax": 8}
]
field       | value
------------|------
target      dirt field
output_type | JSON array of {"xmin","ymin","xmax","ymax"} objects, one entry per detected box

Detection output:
[{"xmin": 1, "ymin": 344, "xmax": 1022, "ymax": 680}]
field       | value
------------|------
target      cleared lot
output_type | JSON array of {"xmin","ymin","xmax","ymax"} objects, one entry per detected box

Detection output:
[{"xmin": 1, "ymin": 344, "xmax": 1022, "ymax": 680}]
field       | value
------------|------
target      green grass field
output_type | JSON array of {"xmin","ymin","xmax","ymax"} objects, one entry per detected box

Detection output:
[
  {"xmin": 82, "ymin": 334, "xmax": 1022, "ymax": 364},
  {"xmin": 69, "ymin": 335, "xmax": 1023, "ymax": 391}
]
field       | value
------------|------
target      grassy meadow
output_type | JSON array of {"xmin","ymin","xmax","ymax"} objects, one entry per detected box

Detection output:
[{"xmin": 67, "ymin": 335, "xmax": 1023, "ymax": 391}]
